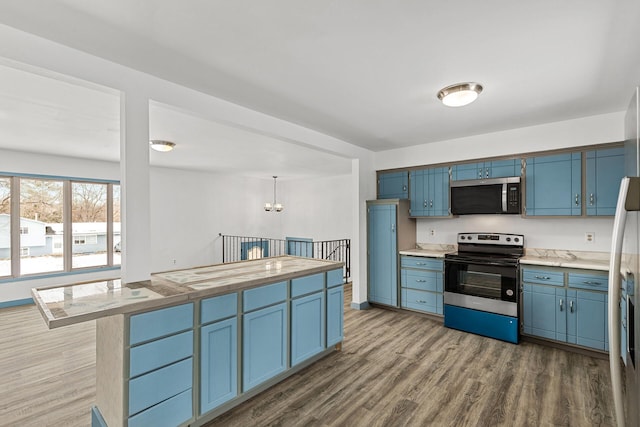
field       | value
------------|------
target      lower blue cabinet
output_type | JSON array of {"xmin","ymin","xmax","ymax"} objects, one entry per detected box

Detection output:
[
  {"xmin": 291, "ymin": 291, "xmax": 326, "ymax": 366},
  {"xmin": 242, "ymin": 302, "xmax": 288, "ymax": 391},
  {"xmin": 200, "ymin": 317, "xmax": 238, "ymax": 413},
  {"xmin": 327, "ymin": 285, "xmax": 344, "ymax": 347}
]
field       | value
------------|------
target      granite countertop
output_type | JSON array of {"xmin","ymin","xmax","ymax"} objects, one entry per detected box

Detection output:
[
  {"xmin": 32, "ymin": 256, "xmax": 343, "ymax": 329},
  {"xmin": 399, "ymin": 243, "xmax": 456, "ymax": 259},
  {"xmin": 520, "ymin": 248, "xmax": 610, "ymax": 271}
]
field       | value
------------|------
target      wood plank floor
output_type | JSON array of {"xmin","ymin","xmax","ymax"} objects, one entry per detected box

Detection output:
[{"xmin": 0, "ymin": 284, "xmax": 616, "ymax": 426}]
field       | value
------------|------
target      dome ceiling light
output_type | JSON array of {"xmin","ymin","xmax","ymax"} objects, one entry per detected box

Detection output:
[
  {"xmin": 437, "ymin": 82, "xmax": 483, "ymax": 107},
  {"xmin": 149, "ymin": 140, "xmax": 176, "ymax": 152}
]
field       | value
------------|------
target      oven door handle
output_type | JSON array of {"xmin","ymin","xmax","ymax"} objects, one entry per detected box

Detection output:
[
  {"xmin": 502, "ymin": 182, "xmax": 508, "ymax": 212},
  {"xmin": 445, "ymin": 258, "xmax": 517, "ymax": 268}
]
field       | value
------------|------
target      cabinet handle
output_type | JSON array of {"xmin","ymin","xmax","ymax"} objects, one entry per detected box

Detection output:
[
  {"xmin": 415, "ymin": 279, "xmax": 427, "ymax": 283},
  {"xmin": 485, "ymin": 168, "xmax": 489, "ymax": 178},
  {"xmin": 423, "ymin": 200, "xmax": 427, "ymax": 208},
  {"xmin": 403, "ymin": 185, "xmax": 407, "ymax": 191},
  {"xmin": 391, "ymin": 223, "xmax": 395, "ymax": 232},
  {"xmin": 478, "ymin": 170, "xmax": 482, "ymax": 178},
  {"xmin": 429, "ymin": 200, "xmax": 433, "ymax": 208},
  {"xmin": 570, "ymin": 300, "xmax": 574, "ymax": 313},
  {"xmin": 416, "ymin": 262, "xmax": 426, "ymax": 265},
  {"xmin": 534, "ymin": 275, "xmax": 551, "ymax": 280},
  {"xmin": 559, "ymin": 299, "xmax": 564, "ymax": 312},
  {"xmin": 575, "ymin": 193, "xmax": 580, "ymax": 206},
  {"xmin": 582, "ymin": 281, "xmax": 601, "ymax": 286},
  {"xmin": 416, "ymin": 300, "xmax": 427, "ymax": 304},
  {"xmin": 589, "ymin": 193, "xmax": 594, "ymax": 206}
]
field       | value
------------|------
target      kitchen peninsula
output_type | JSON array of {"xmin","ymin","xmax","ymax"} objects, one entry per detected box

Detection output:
[{"xmin": 32, "ymin": 256, "xmax": 345, "ymax": 427}]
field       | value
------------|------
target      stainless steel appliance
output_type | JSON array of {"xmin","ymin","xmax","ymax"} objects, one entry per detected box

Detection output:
[
  {"xmin": 609, "ymin": 87, "xmax": 640, "ymax": 427},
  {"xmin": 450, "ymin": 177, "xmax": 521, "ymax": 215},
  {"xmin": 444, "ymin": 232, "xmax": 524, "ymax": 344}
]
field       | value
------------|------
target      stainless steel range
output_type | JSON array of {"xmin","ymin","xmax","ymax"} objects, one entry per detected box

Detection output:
[{"xmin": 444, "ymin": 232, "xmax": 524, "ymax": 344}]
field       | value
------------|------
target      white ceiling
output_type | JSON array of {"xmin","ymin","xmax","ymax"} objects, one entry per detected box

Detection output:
[{"xmin": 1, "ymin": 1, "xmax": 640, "ymax": 172}]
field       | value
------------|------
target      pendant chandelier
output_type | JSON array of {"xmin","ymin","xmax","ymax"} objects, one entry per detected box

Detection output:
[{"xmin": 264, "ymin": 176, "xmax": 284, "ymax": 212}]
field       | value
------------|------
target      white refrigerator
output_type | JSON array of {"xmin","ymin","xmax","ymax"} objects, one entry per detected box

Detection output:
[{"xmin": 609, "ymin": 87, "xmax": 640, "ymax": 427}]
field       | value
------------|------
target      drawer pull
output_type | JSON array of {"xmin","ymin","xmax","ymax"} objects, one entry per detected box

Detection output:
[
  {"xmin": 416, "ymin": 262, "xmax": 427, "ymax": 266},
  {"xmin": 582, "ymin": 281, "xmax": 602, "ymax": 286},
  {"xmin": 415, "ymin": 279, "xmax": 427, "ymax": 283},
  {"xmin": 534, "ymin": 275, "xmax": 551, "ymax": 280},
  {"xmin": 415, "ymin": 300, "xmax": 427, "ymax": 304},
  {"xmin": 559, "ymin": 299, "xmax": 563, "ymax": 312}
]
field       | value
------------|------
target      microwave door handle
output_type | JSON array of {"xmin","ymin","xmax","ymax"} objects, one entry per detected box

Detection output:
[{"xmin": 501, "ymin": 183, "xmax": 507, "ymax": 212}]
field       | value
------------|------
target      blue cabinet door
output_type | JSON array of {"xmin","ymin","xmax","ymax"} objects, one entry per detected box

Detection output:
[
  {"xmin": 525, "ymin": 153, "xmax": 582, "ymax": 216},
  {"xmin": 326, "ymin": 285, "xmax": 344, "ymax": 347},
  {"xmin": 242, "ymin": 302, "xmax": 287, "ymax": 391},
  {"xmin": 367, "ymin": 203, "xmax": 398, "ymax": 306},
  {"xmin": 200, "ymin": 317, "xmax": 238, "ymax": 414},
  {"xmin": 487, "ymin": 159, "xmax": 520, "ymax": 178},
  {"xmin": 409, "ymin": 169, "xmax": 426, "ymax": 216},
  {"xmin": 585, "ymin": 147, "xmax": 625, "ymax": 216},
  {"xmin": 569, "ymin": 290, "xmax": 608, "ymax": 350},
  {"xmin": 522, "ymin": 284, "xmax": 563, "ymax": 340},
  {"xmin": 430, "ymin": 167, "xmax": 450, "ymax": 216},
  {"xmin": 451, "ymin": 162, "xmax": 482, "ymax": 180},
  {"xmin": 291, "ymin": 292, "xmax": 326, "ymax": 366},
  {"xmin": 378, "ymin": 171, "xmax": 409, "ymax": 199}
]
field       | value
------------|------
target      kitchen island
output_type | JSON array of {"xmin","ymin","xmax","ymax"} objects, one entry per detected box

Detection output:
[{"xmin": 32, "ymin": 256, "xmax": 345, "ymax": 427}]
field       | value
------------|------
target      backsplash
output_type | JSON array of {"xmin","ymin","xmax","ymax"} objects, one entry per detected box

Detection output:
[{"xmin": 415, "ymin": 215, "xmax": 614, "ymax": 252}]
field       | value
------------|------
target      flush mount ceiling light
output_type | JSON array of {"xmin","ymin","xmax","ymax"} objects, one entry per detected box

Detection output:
[
  {"xmin": 264, "ymin": 176, "xmax": 284, "ymax": 212},
  {"xmin": 437, "ymin": 82, "xmax": 483, "ymax": 107},
  {"xmin": 149, "ymin": 139, "xmax": 176, "ymax": 152}
]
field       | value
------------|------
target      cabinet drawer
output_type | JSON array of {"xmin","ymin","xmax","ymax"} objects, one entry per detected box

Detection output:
[
  {"xmin": 327, "ymin": 268, "xmax": 344, "ymax": 288},
  {"xmin": 401, "ymin": 268, "xmax": 442, "ymax": 292},
  {"xmin": 401, "ymin": 288, "xmax": 442, "ymax": 315},
  {"xmin": 568, "ymin": 272, "xmax": 608, "ymax": 291},
  {"xmin": 128, "ymin": 388, "xmax": 192, "ymax": 427},
  {"xmin": 243, "ymin": 281, "xmax": 287, "ymax": 312},
  {"xmin": 201, "ymin": 293, "xmax": 238, "ymax": 324},
  {"xmin": 522, "ymin": 269, "xmax": 564, "ymax": 286},
  {"xmin": 291, "ymin": 273, "xmax": 324, "ymax": 298},
  {"xmin": 128, "ymin": 357, "xmax": 193, "ymax": 416},
  {"xmin": 130, "ymin": 330, "xmax": 193, "ymax": 378},
  {"xmin": 400, "ymin": 256, "xmax": 443, "ymax": 271},
  {"xmin": 129, "ymin": 303, "xmax": 193, "ymax": 345}
]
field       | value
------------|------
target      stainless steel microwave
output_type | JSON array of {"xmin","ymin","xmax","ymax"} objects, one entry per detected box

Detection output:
[{"xmin": 450, "ymin": 177, "xmax": 521, "ymax": 215}]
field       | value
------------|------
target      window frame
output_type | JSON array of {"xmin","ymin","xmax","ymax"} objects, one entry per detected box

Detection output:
[{"xmin": 0, "ymin": 172, "xmax": 121, "ymax": 281}]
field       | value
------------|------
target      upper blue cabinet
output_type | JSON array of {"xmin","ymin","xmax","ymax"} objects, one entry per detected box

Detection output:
[
  {"xmin": 525, "ymin": 153, "xmax": 582, "ymax": 216},
  {"xmin": 378, "ymin": 171, "xmax": 409, "ymax": 199},
  {"xmin": 585, "ymin": 147, "xmax": 625, "ymax": 216},
  {"xmin": 409, "ymin": 167, "xmax": 449, "ymax": 217},
  {"xmin": 451, "ymin": 159, "xmax": 520, "ymax": 181}
]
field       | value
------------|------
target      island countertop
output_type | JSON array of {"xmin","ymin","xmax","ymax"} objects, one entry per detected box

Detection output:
[{"xmin": 32, "ymin": 256, "xmax": 344, "ymax": 329}]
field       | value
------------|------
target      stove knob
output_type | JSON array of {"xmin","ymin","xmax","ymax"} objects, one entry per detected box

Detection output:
[
  {"xmin": 514, "ymin": 237, "xmax": 520, "ymax": 243},
  {"xmin": 506, "ymin": 237, "xmax": 511, "ymax": 242},
  {"xmin": 460, "ymin": 236, "xmax": 466, "ymax": 240},
  {"xmin": 467, "ymin": 235, "xmax": 472, "ymax": 240}
]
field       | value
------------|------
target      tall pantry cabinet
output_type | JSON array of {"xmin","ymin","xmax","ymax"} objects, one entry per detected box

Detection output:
[{"xmin": 367, "ymin": 199, "xmax": 416, "ymax": 307}]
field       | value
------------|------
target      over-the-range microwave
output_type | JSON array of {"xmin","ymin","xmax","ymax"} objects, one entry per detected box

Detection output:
[{"xmin": 450, "ymin": 176, "xmax": 521, "ymax": 215}]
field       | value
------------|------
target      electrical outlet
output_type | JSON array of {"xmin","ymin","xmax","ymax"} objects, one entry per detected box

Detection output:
[
  {"xmin": 585, "ymin": 232, "xmax": 595, "ymax": 243},
  {"xmin": 430, "ymin": 229, "xmax": 435, "ymax": 236},
  {"xmin": 173, "ymin": 259, "xmax": 177, "ymax": 264}
]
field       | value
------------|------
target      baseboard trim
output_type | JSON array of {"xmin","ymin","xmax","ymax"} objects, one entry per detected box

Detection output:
[
  {"xmin": 350, "ymin": 301, "xmax": 370, "ymax": 310},
  {"xmin": 0, "ymin": 297, "xmax": 34, "ymax": 309}
]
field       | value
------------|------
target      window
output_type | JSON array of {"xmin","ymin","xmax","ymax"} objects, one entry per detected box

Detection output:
[{"xmin": 0, "ymin": 174, "xmax": 120, "ymax": 279}]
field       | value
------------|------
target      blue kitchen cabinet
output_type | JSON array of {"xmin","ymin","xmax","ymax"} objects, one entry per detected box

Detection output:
[
  {"xmin": 367, "ymin": 203, "xmax": 398, "ymax": 306},
  {"xmin": 200, "ymin": 317, "xmax": 238, "ymax": 413},
  {"xmin": 400, "ymin": 255, "xmax": 443, "ymax": 315},
  {"xmin": 451, "ymin": 159, "xmax": 519, "ymax": 180},
  {"xmin": 326, "ymin": 284, "xmax": 344, "ymax": 346},
  {"xmin": 127, "ymin": 303, "xmax": 194, "ymax": 427},
  {"xmin": 569, "ymin": 290, "xmax": 608, "ymax": 350},
  {"xmin": 525, "ymin": 152, "xmax": 582, "ymax": 216},
  {"xmin": 585, "ymin": 147, "xmax": 625, "ymax": 216},
  {"xmin": 242, "ymin": 302, "xmax": 288, "ymax": 391},
  {"xmin": 409, "ymin": 167, "xmax": 449, "ymax": 217},
  {"xmin": 378, "ymin": 171, "xmax": 409, "ymax": 199},
  {"xmin": 367, "ymin": 199, "xmax": 415, "ymax": 308},
  {"xmin": 291, "ymin": 291, "xmax": 326, "ymax": 366},
  {"xmin": 522, "ymin": 283, "xmax": 564, "ymax": 340}
]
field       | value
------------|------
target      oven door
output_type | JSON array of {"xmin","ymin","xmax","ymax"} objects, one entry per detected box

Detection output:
[{"xmin": 444, "ymin": 258, "xmax": 518, "ymax": 303}]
